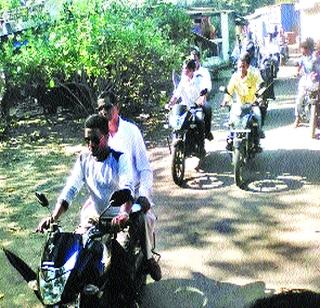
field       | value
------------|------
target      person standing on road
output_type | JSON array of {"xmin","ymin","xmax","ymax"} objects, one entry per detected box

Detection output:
[{"xmin": 97, "ymin": 93, "xmax": 162, "ymax": 281}]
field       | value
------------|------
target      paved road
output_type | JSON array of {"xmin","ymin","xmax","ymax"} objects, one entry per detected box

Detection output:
[{"xmin": 141, "ymin": 65, "xmax": 320, "ymax": 307}]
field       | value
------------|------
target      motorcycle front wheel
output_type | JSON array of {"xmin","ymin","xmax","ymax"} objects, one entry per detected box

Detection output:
[
  {"xmin": 233, "ymin": 148, "xmax": 244, "ymax": 188},
  {"xmin": 172, "ymin": 140, "xmax": 185, "ymax": 186}
]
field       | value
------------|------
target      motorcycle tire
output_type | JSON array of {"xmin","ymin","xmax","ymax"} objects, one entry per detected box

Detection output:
[
  {"xmin": 310, "ymin": 103, "xmax": 317, "ymax": 139},
  {"xmin": 171, "ymin": 141, "xmax": 185, "ymax": 186},
  {"xmin": 233, "ymin": 148, "xmax": 244, "ymax": 188}
]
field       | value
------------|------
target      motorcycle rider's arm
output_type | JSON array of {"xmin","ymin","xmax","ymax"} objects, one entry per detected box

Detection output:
[
  {"xmin": 36, "ymin": 154, "xmax": 85, "ymax": 232},
  {"xmin": 169, "ymin": 77, "xmax": 184, "ymax": 106},
  {"xmin": 112, "ymin": 153, "xmax": 134, "ymax": 227},
  {"xmin": 221, "ymin": 75, "xmax": 236, "ymax": 106},
  {"xmin": 131, "ymin": 126, "xmax": 153, "ymax": 212},
  {"xmin": 36, "ymin": 200, "xmax": 69, "ymax": 232}
]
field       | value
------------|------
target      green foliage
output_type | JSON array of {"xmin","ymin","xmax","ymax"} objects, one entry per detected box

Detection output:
[
  {"xmin": 0, "ymin": 0, "xmax": 192, "ymax": 118},
  {"xmin": 0, "ymin": 0, "xmax": 20, "ymax": 13}
]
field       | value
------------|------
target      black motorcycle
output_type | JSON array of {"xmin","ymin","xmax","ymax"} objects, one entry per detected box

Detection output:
[
  {"xmin": 3, "ymin": 190, "xmax": 150, "ymax": 307},
  {"xmin": 301, "ymin": 88, "xmax": 320, "ymax": 138},
  {"xmin": 220, "ymin": 87, "xmax": 265, "ymax": 188},
  {"xmin": 166, "ymin": 99, "xmax": 206, "ymax": 186}
]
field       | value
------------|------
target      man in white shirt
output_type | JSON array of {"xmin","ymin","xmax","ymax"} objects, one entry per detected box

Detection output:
[
  {"xmin": 169, "ymin": 59, "xmax": 209, "ymax": 156},
  {"xmin": 36, "ymin": 114, "xmax": 135, "ymax": 232},
  {"xmin": 190, "ymin": 49, "xmax": 213, "ymax": 141},
  {"xmin": 97, "ymin": 93, "xmax": 161, "ymax": 281}
]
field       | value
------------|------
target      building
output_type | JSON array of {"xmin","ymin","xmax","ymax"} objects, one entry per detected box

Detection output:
[
  {"xmin": 246, "ymin": 3, "xmax": 299, "ymax": 45},
  {"xmin": 295, "ymin": 0, "xmax": 320, "ymax": 42}
]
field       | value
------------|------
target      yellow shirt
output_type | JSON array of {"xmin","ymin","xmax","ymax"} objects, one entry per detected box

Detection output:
[{"xmin": 225, "ymin": 68, "xmax": 263, "ymax": 104}]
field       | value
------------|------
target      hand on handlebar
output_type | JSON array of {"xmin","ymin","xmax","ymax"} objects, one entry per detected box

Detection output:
[
  {"xmin": 36, "ymin": 216, "xmax": 53, "ymax": 233},
  {"xmin": 111, "ymin": 212, "xmax": 129, "ymax": 228}
]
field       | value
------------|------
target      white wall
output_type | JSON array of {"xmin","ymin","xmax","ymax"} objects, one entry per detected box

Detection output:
[{"xmin": 300, "ymin": 7, "xmax": 320, "ymax": 42}]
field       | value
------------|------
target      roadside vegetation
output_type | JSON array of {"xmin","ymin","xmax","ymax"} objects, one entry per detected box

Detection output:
[{"xmin": 0, "ymin": 0, "xmax": 192, "ymax": 136}]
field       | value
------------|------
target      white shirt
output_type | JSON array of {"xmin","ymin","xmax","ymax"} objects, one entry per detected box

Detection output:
[
  {"xmin": 195, "ymin": 66, "xmax": 212, "ymax": 92},
  {"xmin": 108, "ymin": 117, "xmax": 153, "ymax": 200},
  {"xmin": 58, "ymin": 149, "xmax": 134, "ymax": 215},
  {"xmin": 174, "ymin": 73, "xmax": 205, "ymax": 108}
]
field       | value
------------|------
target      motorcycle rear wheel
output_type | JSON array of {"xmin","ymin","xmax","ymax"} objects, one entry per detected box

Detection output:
[
  {"xmin": 233, "ymin": 148, "xmax": 244, "ymax": 188},
  {"xmin": 310, "ymin": 103, "xmax": 317, "ymax": 138},
  {"xmin": 172, "ymin": 141, "xmax": 185, "ymax": 186}
]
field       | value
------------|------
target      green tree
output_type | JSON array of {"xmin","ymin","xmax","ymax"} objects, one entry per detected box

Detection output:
[{"xmin": 0, "ymin": 0, "xmax": 191, "ymax": 130}]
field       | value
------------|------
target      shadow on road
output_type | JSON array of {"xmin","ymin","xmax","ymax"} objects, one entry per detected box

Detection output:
[
  {"xmin": 181, "ymin": 152, "xmax": 234, "ymax": 190},
  {"xmin": 241, "ymin": 149, "xmax": 320, "ymax": 192},
  {"xmin": 264, "ymin": 105, "xmax": 295, "ymax": 130},
  {"xmin": 185, "ymin": 148, "xmax": 320, "ymax": 193},
  {"xmin": 141, "ymin": 272, "xmax": 270, "ymax": 308}
]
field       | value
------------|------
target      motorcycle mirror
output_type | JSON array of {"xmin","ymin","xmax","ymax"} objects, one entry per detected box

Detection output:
[
  {"xmin": 35, "ymin": 192, "xmax": 49, "ymax": 208},
  {"xmin": 109, "ymin": 189, "xmax": 133, "ymax": 207}
]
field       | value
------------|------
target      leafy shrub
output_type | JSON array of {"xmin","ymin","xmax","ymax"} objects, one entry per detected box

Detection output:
[{"xmin": 0, "ymin": 0, "xmax": 192, "ymax": 121}]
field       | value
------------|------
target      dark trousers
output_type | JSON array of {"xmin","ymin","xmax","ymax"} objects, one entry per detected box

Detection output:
[{"xmin": 203, "ymin": 101, "xmax": 212, "ymax": 136}]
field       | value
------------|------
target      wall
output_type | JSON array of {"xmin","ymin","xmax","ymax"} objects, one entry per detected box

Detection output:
[{"xmin": 299, "ymin": 4, "xmax": 320, "ymax": 42}]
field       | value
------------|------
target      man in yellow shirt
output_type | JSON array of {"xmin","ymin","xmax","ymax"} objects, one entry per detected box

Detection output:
[{"xmin": 222, "ymin": 52, "xmax": 264, "ymax": 150}]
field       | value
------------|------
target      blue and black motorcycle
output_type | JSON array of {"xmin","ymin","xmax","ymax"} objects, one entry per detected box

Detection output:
[{"xmin": 3, "ymin": 190, "xmax": 149, "ymax": 307}]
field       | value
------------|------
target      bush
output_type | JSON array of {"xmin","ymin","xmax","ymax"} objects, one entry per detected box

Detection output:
[{"xmin": 0, "ymin": 0, "xmax": 192, "ymax": 121}]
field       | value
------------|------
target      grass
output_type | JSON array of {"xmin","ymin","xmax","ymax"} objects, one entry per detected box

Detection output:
[{"xmin": 0, "ymin": 115, "xmax": 87, "ymax": 307}]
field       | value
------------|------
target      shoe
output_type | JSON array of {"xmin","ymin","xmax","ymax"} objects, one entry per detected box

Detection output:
[
  {"xmin": 293, "ymin": 117, "xmax": 300, "ymax": 128},
  {"xmin": 146, "ymin": 258, "xmax": 162, "ymax": 281},
  {"xmin": 205, "ymin": 132, "xmax": 214, "ymax": 141},
  {"xmin": 259, "ymin": 130, "xmax": 265, "ymax": 139}
]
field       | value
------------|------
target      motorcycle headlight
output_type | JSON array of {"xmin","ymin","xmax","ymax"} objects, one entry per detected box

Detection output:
[
  {"xmin": 39, "ymin": 250, "xmax": 79, "ymax": 305},
  {"xmin": 39, "ymin": 268, "xmax": 71, "ymax": 305}
]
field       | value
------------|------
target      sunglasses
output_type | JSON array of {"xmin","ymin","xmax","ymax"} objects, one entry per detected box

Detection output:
[
  {"xmin": 97, "ymin": 104, "xmax": 114, "ymax": 112},
  {"xmin": 84, "ymin": 134, "xmax": 103, "ymax": 145}
]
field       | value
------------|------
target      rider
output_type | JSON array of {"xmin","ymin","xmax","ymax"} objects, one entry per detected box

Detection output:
[
  {"xmin": 37, "ymin": 114, "xmax": 134, "ymax": 233},
  {"xmin": 190, "ymin": 48, "xmax": 214, "ymax": 141},
  {"xmin": 97, "ymin": 93, "xmax": 161, "ymax": 281},
  {"xmin": 294, "ymin": 38, "xmax": 316, "ymax": 128},
  {"xmin": 169, "ymin": 59, "xmax": 209, "ymax": 156},
  {"xmin": 36, "ymin": 115, "xmax": 160, "ymax": 280},
  {"xmin": 222, "ymin": 52, "xmax": 264, "ymax": 151}
]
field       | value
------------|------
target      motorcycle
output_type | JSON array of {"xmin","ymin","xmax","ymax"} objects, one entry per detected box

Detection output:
[
  {"xmin": 269, "ymin": 52, "xmax": 280, "ymax": 79},
  {"xmin": 220, "ymin": 86, "xmax": 265, "ymax": 188},
  {"xmin": 301, "ymin": 88, "xmax": 320, "ymax": 138},
  {"xmin": 3, "ymin": 190, "xmax": 150, "ymax": 307},
  {"xmin": 165, "ymin": 94, "xmax": 207, "ymax": 186}
]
